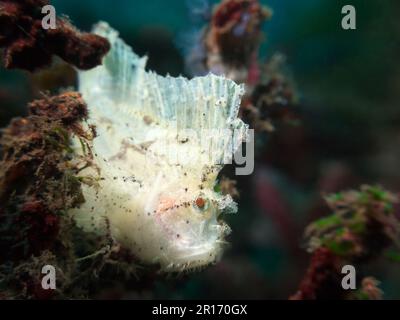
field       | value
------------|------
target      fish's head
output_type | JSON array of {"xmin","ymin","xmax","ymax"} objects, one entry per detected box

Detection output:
[{"xmin": 152, "ymin": 187, "xmax": 234, "ymax": 272}]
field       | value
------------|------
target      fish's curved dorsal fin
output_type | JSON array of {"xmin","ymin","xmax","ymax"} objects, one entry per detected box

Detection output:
[{"xmin": 79, "ymin": 22, "xmax": 248, "ymax": 167}]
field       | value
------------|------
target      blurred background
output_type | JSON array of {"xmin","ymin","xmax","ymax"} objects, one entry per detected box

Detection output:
[{"xmin": 1, "ymin": 0, "xmax": 399, "ymax": 299}]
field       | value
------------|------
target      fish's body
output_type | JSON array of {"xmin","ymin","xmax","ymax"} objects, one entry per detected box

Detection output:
[{"xmin": 70, "ymin": 22, "xmax": 248, "ymax": 272}]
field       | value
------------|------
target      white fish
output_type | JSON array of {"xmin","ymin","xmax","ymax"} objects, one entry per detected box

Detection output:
[{"xmin": 70, "ymin": 22, "xmax": 248, "ymax": 272}]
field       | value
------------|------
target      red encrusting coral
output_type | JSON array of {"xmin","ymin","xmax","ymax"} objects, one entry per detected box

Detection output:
[
  {"xmin": 19, "ymin": 199, "xmax": 60, "ymax": 257},
  {"xmin": 0, "ymin": 0, "xmax": 110, "ymax": 71},
  {"xmin": 290, "ymin": 247, "xmax": 343, "ymax": 300},
  {"xmin": 29, "ymin": 91, "xmax": 88, "ymax": 125},
  {"xmin": 0, "ymin": 92, "xmax": 93, "ymax": 263}
]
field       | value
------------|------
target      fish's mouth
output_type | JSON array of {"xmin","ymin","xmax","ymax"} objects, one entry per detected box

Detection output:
[
  {"xmin": 153, "ymin": 197, "xmax": 231, "ymax": 271},
  {"xmin": 158, "ymin": 219, "xmax": 231, "ymax": 272}
]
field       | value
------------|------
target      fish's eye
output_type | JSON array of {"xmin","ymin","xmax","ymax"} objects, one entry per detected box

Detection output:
[{"xmin": 194, "ymin": 197, "xmax": 209, "ymax": 211}]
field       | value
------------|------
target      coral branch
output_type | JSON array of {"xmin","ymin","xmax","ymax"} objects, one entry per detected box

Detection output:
[
  {"xmin": 205, "ymin": 0, "xmax": 271, "ymax": 83},
  {"xmin": 290, "ymin": 247, "xmax": 343, "ymax": 300},
  {"xmin": 0, "ymin": 0, "xmax": 110, "ymax": 71},
  {"xmin": 291, "ymin": 185, "xmax": 400, "ymax": 300}
]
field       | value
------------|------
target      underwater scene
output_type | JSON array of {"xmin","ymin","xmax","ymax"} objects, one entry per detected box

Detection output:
[{"xmin": 0, "ymin": 0, "xmax": 399, "ymax": 301}]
